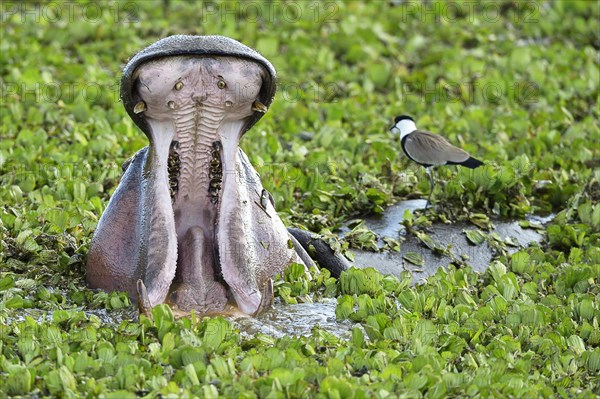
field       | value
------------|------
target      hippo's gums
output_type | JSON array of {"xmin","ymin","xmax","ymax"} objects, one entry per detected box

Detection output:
[{"xmin": 86, "ymin": 35, "xmax": 349, "ymax": 316}]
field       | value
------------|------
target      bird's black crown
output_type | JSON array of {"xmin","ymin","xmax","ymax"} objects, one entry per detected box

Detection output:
[{"xmin": 394, "ymin": 115, "xmax": 414, "ymax": 123}]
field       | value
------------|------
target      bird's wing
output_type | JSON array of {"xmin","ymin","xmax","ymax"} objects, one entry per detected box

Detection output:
[{"xmin": 404, "ymin": 130, "xmax": 470, "ymax": 166}]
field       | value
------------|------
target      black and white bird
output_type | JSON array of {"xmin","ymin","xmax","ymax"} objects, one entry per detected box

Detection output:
[{"xmin": 390, "ymin": 115, "xmax": 483, "ymax": 208}]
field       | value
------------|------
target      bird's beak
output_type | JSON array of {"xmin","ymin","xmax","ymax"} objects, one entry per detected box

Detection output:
[{"xmin": 251, "ymin": 100, "xmax": 268, "ymax": 113}]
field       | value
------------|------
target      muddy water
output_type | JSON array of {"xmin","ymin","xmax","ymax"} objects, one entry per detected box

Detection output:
[
  {"xmin": 236, "ymin": 298, "xmax": 355, "ymax": 338},
  {"xmin": 344, "ymin": 200, "xmax": 546, "ymax": 282},
  {"xmin": 72, "ymin": 298, "xmax": 352, "ymax": 339},
  {"xmin": 239, "ymin": 200, "xmax": 549, "ymax": 337}
]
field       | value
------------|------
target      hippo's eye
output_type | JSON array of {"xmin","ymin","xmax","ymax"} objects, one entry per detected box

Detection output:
[
  {"xmin": 174, "ymin": 81, "xmax": 184, "ymax": 91},
  {"xmin": 217, "ymin": 79, "xmax": 226, "ymax": 89}
]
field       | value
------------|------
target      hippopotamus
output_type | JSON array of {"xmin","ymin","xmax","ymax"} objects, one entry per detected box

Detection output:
[{"xmin": 86, "ymin": 35, "xmax": 348, "ymax": 316}]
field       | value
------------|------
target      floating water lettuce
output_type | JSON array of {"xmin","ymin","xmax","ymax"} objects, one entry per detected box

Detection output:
[{"xmin": 1, "ymin": 1, "xmax": 599, "ymax": 397}]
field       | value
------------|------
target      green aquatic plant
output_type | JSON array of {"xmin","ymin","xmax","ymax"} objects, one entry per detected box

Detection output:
[{"xmin": 1, "ymin": 1, "xmax": 599, "ymax": 397}]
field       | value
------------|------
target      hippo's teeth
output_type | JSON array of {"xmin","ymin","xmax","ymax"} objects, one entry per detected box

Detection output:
[
  {"xmin": 252, "ymin": 279, "xmax": 274, "ymax": 316},
  {"xmin": 136, "ymin": 279, "xmax": 153, "ymax": 320},
  {"xmin": 251, "ymin": 100, "xmax": 268, "ymax": 113},
  {"xmin": 208, "ymin": 139, "xmax": 223, "ymax": 204},
  {"xmin": 134, "ymin": 101, "xmax": 146, "ymax": 114},
  {"xmin": 167, "ymin": 152, "xmax": 181, "ymax": 203}
]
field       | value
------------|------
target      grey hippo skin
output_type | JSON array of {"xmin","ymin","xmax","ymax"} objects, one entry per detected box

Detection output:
[{"xmin": 86, "ymin": 35, "xmax": 349, "ymax": 316}]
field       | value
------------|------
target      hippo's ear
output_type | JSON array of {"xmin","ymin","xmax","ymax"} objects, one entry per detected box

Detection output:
[{"xmin": 257, "ymin": 64, "xmax": 273, "ymax": 104}]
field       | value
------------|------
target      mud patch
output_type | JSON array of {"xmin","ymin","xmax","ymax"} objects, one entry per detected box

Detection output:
[{"xmin": 343, "ymin": 200, "xmax": 549, "ymax": 283}]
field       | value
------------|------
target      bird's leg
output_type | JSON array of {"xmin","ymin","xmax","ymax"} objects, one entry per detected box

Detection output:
[{"xmin": 425, "ymin": 167, "xmax": 434, "ymax": 210}]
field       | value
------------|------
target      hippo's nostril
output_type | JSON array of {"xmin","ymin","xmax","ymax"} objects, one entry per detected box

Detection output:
[
  {"xmin": 225, "ymin": 100, "xmax": 233, "ymax": 107},
  {"xmin": 167, "ymin": 101, "xmax": 175, "ymax": 109}
]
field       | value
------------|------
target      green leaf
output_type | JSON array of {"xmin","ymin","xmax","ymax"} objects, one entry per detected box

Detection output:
[
  {"xmin": 587, "ymin": 349, "xmax": 600, "ymax": 372},
  {"xmin": 403, "ymin": 252, "xmax": 424, "ymax": 266},
  {"xmin": 464, "ymin": 229, "xmax": 486, "ymax": 245},
  {"xmin": 202, "ymin": 318, "xmax": 232, "ymax": 351},
  {"xmin": 5, "ymin": 365, "xmax": 32, "ymax": 395},
  {"xmin": 351, "ymin": 326, "xmax": 365, "ymax": 348},
  {"xmin": 0, "ymin": 276, "xmax": 15, "ymax": 291},
  {"xmin": 320, "ymin": 376, "xmax": 354, "ymax": 398},
  {"xmin": 511, "ymin": 251, "xmax": 531, "ymax": 274}
]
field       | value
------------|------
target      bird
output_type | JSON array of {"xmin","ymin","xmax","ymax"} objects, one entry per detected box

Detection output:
[{"xmin": 390, "ymin": 115, "xmax": 483, "ymax": 209}]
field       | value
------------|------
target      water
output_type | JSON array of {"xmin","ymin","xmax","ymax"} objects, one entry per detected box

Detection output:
[
  {"xmin": 73, "ymin": 298, "xmax": 354, "ymax": 339},
  {"xmin": 236, "ymin": 298, "xmax": 354, "ymax": 339},
  {"xmin": 5, "ymin": 200, "xmax": 551, "ymax": 339},
  {"xmin": 236, "ymin": 200, "xmax": 551, "ymax": 336},
  {"xmin": 344, "ymin": 200, "xmax": 549, "ymax": 282},
  {"xmin": 339, "ymin": 199, "xmax": 428, "ymax": 242}
]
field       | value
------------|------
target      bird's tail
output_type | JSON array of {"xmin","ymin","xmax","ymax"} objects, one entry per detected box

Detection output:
[{"xmin": 460, "ymin": 157, "xmax": 484, "ymax": 169}]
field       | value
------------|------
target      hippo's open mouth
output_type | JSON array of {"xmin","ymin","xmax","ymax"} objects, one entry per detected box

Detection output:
[
  {"xmin": 132, "ymin": 56, "xmax": 268, "ymax": 313},
  {"xmin": 86, "ymin": 36, "xmax": 306, "ymax": 316}
]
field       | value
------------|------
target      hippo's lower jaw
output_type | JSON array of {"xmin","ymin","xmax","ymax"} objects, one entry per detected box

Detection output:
[
  {"xmin": 87, "ymin": 54, "xmax": 305, "ymax": 316},
  {"xmin": 137, "ymin": 276, "xmax": 274, "ymax": 318}
]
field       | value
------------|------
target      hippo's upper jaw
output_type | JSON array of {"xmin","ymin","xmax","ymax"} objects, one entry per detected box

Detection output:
[{"xmin": 86, "ymin": 36, "xmax": 305, "ymax": 316}]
